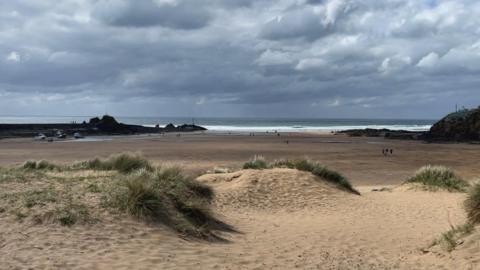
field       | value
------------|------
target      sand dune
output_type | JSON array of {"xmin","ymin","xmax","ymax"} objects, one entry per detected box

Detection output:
[
  {"xmin": 197, "ymin": 168, "xmax": 352, "ymax": 211},
  {"xmin": 1, "ymin": 165, "xmax": 478, "ymax": 269}
]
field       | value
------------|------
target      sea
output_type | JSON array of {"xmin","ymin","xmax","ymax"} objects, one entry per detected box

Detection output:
[{"xmin": 0, "ymin": 116, "xmax": 434, "ymax": 133}]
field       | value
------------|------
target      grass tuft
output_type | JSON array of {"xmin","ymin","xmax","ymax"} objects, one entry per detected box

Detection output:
[
  {"xmin": 22, "ymin": 160, "xmax": 37, "ymax": 170},
  {"xmin": 311, "ymin": 164, "xmax": 358, "ymax": 193},
  {"xmin": 293, "ymin": 159, "xmax": 316, "ymax": 172},
  {"xmin": 406, "ymin": 165, "xmax": 469, "ymax": 192},
  {"xmin": 124, "ymin": 175, "xmax": 168, "ymax": 220},
  {"xmin": 52, "ymin": 202, "xmax": 93, "ymax": 226},
  {"xmin": 22, "ymin": 187, "xmax": 57, "ymax": 208},
  {"xmin": 103, "ymin": 167, "xmax": 227, "ymax": 238},
  {"xmin": 243, "ymin": 155, "xmax": 268, "ymax": 170},
  {"xmin": 292, "ymin": 160, "xmax": 360, "ymax": 195},
  {"xmin": 432, "ymin": 223, "xmax": 475, "ymax": 252},
  {"xmin": 22, "ymin": 160, "xmax": 60, "ymax": 171},
  {"xmin": 465, "ymin": 182, "xmax": 480, "ymax": 224},
  {"xmin": 270, "ymin": 159, "xmax": 296, "ymax": 169},
  {"xmin": 75, "ymin": 153, "xmax": 153, "ymax": 174}
]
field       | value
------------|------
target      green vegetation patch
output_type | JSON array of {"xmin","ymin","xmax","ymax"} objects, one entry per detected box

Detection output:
[
  {"xmin": 22, "ymin": 187, "xmax": 58, "ymax": 208},
  {"xmin": 243, "ymin": 155, "xmax": 268, "ymax": 170},
  {"xmin": 22, "ymin": 160, "xmax": 62, "ymax": 171},
  {"xmin": 0, "ymin": 168, "xmax": 45, "ymax": 183},
  {"xmin": 406, "ymin": 165, "xmax": 469, "ymax": 192},
  {"xmin": 51, "ymin": 202, "xmax": 93, "ymax": 226},
  {"xmin": 74, "ymin": 153, "xmax": 153, "ymax": 174},
  {"xmin": 0, "ymin": 153, "xmax": 231, "ymax": 238},
  {"xmin": 465, "ymin": 182, "xmax": 480, "ymax": 224},
  {"xmin": 431, "ymin": 223, "xmax": 475, "ymax": 252},
  {"xmin": 103, "ymin": 167, "xmax": 229, "ymax": 239}
]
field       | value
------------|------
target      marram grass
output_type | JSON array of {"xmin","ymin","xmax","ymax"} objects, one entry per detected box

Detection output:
[{"xmin": 406, "ymin": 165, "xmax": 469, "ymax": 192}]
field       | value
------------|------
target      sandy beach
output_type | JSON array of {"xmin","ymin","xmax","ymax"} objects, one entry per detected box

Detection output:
[
  {"xmin": 1, "ymin": 132, "xmax": 479, "ymax": 269},
  {"xmin": 1, "ymin": 132, "xmax": 480, "ymax": 185}
]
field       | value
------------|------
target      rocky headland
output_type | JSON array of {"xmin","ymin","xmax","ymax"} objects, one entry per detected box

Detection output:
[
  {"xmin": 339, "ymin": 106, "xmax": 480, "ymax": 142},
  {"xmin": 0, "ymin": 115, "xmax": 207, "ymax": 139},
  {"xmin": 424, "ymin": 107, "xmax": 480, "ymax": 142}
]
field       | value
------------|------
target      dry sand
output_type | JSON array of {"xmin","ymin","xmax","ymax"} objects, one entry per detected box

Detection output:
[{"xmin": 0, "ymin": 133, "xmax": 479, "ymax": 269}]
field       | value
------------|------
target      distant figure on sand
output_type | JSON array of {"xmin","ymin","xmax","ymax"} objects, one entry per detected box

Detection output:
[{"xmin": 383, "ymin": 148, "xmax": 394, "ymax": 156}]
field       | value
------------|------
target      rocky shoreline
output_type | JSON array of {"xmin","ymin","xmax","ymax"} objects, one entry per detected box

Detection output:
[
  {"xmin": 336, "ymin": 129, "xmax": 426, "ymax": 140},
  {"xmin": 0, "ymin": 115, "xmax": 207, "ymax": 139},
  {"xmin": 338, "ymin": 106, "xmax": 480, "ymax": 143}
]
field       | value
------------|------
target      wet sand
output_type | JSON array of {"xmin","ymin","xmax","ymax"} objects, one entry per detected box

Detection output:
[{"xmin": 1, "ymin": 132, "xmax": 480, "ymax": 186}]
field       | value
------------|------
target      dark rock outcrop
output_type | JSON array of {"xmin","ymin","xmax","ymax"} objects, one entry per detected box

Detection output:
[
  {"xmin": 426, "ymin": 107, "xmax": 480, "ymax": 141},
  {"xmin": 92, "ymin": 115, "xmax": 122, "ymax": 132},
  {"xmin": 337, "ymin": 128, "xmax": 425, "ymax": 140},
  {"xmin": 0, "ymin": 115, "xmax": 207, "ymax": 139},
  {"xmin": 89, "ymin": 117, "xmax": 101, "ymax": 125},
  {"xmin": 165, "ymin": 123, "xmax": 176, "ymax": 131}
]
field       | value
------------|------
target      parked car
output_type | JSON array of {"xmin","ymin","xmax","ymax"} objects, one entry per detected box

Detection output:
[
  {"xmin": 56, "ymin": 131, "xmax": 66, "ymax": 139},
  {"xmin": 34, "ymin": 133, "xmax": 46, "ymax": 140}
]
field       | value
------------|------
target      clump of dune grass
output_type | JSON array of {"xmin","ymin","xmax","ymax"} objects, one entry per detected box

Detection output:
[
  {"xmin": 292, "ymin": 159, "xmax": 316, "ymax": 171},
  {"xmin": 465, "ymin": 182, "xmax": 480, "ymax": 224},
  {"xmin": 406, "ymin": 165, "xmax": 469, "ymax": 192},
  {"xmin": 292, "ymin": 160, "xmax": 360, "ymax": 195},
  {"xmin": 22, "ymin": 160, "xmax": 37, "ymax": 170},
  {"xmin": 52, "ymin": 202, "xmax": 93, "ymax": 226},
  {"xmin": 243, "ymin": 155, "xmax": 268, "ymax": 170},
  {"xmin": 22, "ymin": 160, "xmax": 60, "ymax": 171},
  {"xmin": 22, "ymin": 187, "xmax": 58, "ymax": 208},
  {"xmin": 431, "ymin": 223, "xmax": 475, "ymax": 252},
  {"xmin": 74, "ymin": 152, "xmax": 153, "ymax": 174},
  {"xmin": 0, "ymin": 167, "xmax": 45, "ymax": 183},
  {"xmin": 270, "ymin": 159, "xmax": 296, "ymax": 169},
  {"xmin": 103, "ymin": 167, "xmax": 230, "ymax": 239},
  {"xmin": 1, "ymin": 156, "xmax": 232, "ymax": 238}
]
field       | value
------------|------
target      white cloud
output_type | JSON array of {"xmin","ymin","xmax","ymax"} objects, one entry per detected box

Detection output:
[
  {"xmin": 5, "ymin": 51, "xmax": 21, "ymax": 62},
  {"xmin": 379, "ymin": 56, "xmax": 411, "ymax": 74},
  {"xmin": 255, "ymin": 49, "xmax": 295, "ymax": 66},
  {"xmin": 195, "ymin": 97, "xmax": 206, "ymax": 105},
  {"xmin": 295, "ymin": 58, "xmax": 327, "ymax": 71},
  {"xmin": 417, "ymin": 52, "xmax": 440, "ymax": 68}
]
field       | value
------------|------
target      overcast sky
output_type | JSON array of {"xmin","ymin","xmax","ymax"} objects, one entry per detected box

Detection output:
[{"xmin": 1, "ymin": 0, "xmax": 479, "ymax": 119}]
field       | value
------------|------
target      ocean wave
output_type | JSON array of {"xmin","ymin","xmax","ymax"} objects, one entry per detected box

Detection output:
[{"xmin": 200, "ymin": 125, "xmax": 432, "ymax": 132}]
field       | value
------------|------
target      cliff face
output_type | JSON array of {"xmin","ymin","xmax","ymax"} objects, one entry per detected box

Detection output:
[{"xmin": 427, "ymin": 107, "xmax": 480, "ymax": 141}]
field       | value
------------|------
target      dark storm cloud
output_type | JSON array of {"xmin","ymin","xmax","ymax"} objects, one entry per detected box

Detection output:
[
  {"xmin": 93, "ymin": 0, "xmax": 211, "ymax": 29},
  {"xmin": 1, "ymin": 0, "xmax": 480, "ymax": 118}
]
